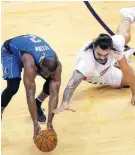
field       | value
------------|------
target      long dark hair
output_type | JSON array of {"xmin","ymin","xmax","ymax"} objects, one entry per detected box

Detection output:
[{"xmin": 84, "ymin": 33, "xmax": 113, "ymax": 51}]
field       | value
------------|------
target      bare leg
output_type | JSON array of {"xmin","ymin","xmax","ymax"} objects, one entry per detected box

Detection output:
[
  {"xmin": 116, "ymin": 20, "xmax": 131, "ymax": 44},
  {"xmin": 114, "ymin": 7, "xmax": 135, "ymax": 68},
  {"xmin": 117, "ymin": 6, "xmax": 135, "ymax": 44}
]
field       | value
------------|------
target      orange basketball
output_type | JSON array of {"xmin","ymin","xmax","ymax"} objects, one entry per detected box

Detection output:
[{"xmin": 35, "ymin": 130, "xmax": 58, "ymax": 152}]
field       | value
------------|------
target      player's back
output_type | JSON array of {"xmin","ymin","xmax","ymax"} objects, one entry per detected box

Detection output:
[{"xmin": 3, "ymin": 34, "xmax": 57, "ymax": 64}]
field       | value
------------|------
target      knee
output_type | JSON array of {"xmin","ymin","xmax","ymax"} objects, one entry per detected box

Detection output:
[
  {"xmin": 8, "ymin": 85, "xmax": 20, "ymax": 95},
  {"xmin": 43, "ymin": 78, "xmax": 51, "ymax": 95},
  {"xmin": 7, "ymin": 78, "xmax": 21, "ymax": 95},
  {"xmin": 43, "ymin": 83, "xmax": 50, "ymax": 95},
  {"xmin": 1, "ymin": 79, "xmax": 21, "ymax": 108},
  {"xmin": 1, "ymin": 85, "xmax": 19, "ymax": 108}
]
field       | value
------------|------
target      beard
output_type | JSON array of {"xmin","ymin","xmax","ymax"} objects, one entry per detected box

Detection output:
[{"xmin": 97, "ymin": 58, "xmax": 107, "ymax": 63}]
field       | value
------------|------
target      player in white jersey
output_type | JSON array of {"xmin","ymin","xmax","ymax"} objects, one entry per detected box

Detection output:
[
  {"xmin": 75, "ymin": 36, "xmax": 134, "ymax": 87},
  {"xmin": 53, "ymin": 6, "xmax": 135, "ymax": 114}
]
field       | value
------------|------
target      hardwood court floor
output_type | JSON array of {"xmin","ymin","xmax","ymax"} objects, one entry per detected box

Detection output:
[{"xmin": 1, "ymin": 1, "xmax": 135, "ymax": 155}]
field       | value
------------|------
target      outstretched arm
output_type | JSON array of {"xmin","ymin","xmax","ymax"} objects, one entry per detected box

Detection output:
[
  {"xmin": 53, "ymin": 70, "xmax": 84, "ymax": 114},
  {"xmin": 62, "ymin": 70, "xmax": 84, "ymax": 103}
]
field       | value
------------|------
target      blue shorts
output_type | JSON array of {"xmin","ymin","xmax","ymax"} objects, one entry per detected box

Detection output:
[{"xmin": 1, "ymin": 46, "xmax": 23, "ymax": 80}]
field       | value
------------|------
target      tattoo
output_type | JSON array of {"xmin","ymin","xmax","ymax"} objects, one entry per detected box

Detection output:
[{"xmin": 62, "ymin": 70, "xmax": 84, "ymax": 102}]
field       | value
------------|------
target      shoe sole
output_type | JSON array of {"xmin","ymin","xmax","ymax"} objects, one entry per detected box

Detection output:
[{"xmin": 38, "ymin": 121, "xmax": 46, "ymax": 124}]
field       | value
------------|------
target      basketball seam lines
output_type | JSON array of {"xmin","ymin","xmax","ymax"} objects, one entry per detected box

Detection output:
[
  {"xmin": 45, "ymin": 134, "xmax": 56, "ymax": 138},
  {"xmin": 45, "ymin": 138, "xmax": 50, "ymax": 152},
  {"xmin": 40, "ymin": 136, "xmax": 45, "ymax": 151},
  {"xmin": 44, "ymin": 130, "xmax": 51, "ymax": 137},
  {"xmin": 45, "ymin": 137, "xmax": 57, "ymax": 145},
  {"xmin": 40, "ymin": 135, "xmax": 57, "ymax": 145},
  {"xmin": 35, "ymin": 137, "xmax": 42, "ymax": 143}
]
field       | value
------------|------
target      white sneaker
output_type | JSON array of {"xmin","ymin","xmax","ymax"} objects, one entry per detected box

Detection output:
[{"xmin": 120, "ymin": 7, "xmax": 135, "ymax": 23}]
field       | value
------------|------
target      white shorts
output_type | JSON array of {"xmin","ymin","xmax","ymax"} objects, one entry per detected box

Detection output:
[{"xmin": 84, "ymin": 66, "xmax": 123, "ymax": 87}]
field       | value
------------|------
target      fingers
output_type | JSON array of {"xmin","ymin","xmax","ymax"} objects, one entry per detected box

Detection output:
[
  {"xmin": 47, "ymin": 126, "xmax": 54, "ymax": 131},
  {"xmin": 53, "ymin": 107, "xmax": 63, "ymax": 114},
  {"xmin": 53, "ymin": 107, "xmax": 76, "ymax": 114},
  {"xmin": 47, "ymin": 123, "xmax": 54, "ymax": 131},
  {"xmin": 131, "ymin": 100, "xmax": 135, "ymax": 105},
  {"xmin": 33, "ymin": 124, "xmax": 42, "ymax": 143},
  {"xmin": 70, "ymin": 108, "xmax": 76, "ymax": 112}
]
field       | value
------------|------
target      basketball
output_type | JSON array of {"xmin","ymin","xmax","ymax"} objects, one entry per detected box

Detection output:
[{"xmin": 35, "ymin": 130, "xmax": 58, "ymax": 152}]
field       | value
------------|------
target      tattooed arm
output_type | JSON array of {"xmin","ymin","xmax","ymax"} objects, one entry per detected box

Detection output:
[
  {"xmin": 53, "ymin": 70, "xmax": 84, "ymax": 114},
  {"xmin": 62, "ymin": 70, "xmax": 84, "ymax": 103}
]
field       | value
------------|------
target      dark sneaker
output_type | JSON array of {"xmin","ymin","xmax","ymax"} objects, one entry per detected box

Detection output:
[{"xmin": 36, "ymin": 104, "xmax": 46, "ymax": 124}]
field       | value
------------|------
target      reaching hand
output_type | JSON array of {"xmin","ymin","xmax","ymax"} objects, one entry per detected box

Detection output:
[
  {"xmin": 53, "ymin": 102, "xmax": 76, "ymax": 114},
  {"xmin": 47, "ymin": 122, "xmax": 54, "ymax": 131},
  {"xmin": 33, "ymin": 124, "xmax": 41, "ymax": 142}
]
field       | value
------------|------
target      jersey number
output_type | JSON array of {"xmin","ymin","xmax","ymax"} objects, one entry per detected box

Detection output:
[{"xmin": 25, "ymin": 35, "xmax": 42, "ymax": 43}]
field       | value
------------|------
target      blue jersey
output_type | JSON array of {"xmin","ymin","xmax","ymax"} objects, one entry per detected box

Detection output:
[
  {"xmin": 1, "ymin": 34, "xmax": 57, "ymax": 79},
  {"xmin": 6, "ymin": 34, "xmax": 57, "ymax": 64}
]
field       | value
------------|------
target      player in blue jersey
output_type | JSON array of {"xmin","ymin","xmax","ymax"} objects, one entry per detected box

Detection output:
[{"xmin": 1, "ymin": 34, "xmax": 62, "ymax": 138}]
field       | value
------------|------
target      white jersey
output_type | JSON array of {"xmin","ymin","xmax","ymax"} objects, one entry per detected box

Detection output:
[{"xmin": 75, "ymin": 35, "xmax": 125, "ymax": 85}]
